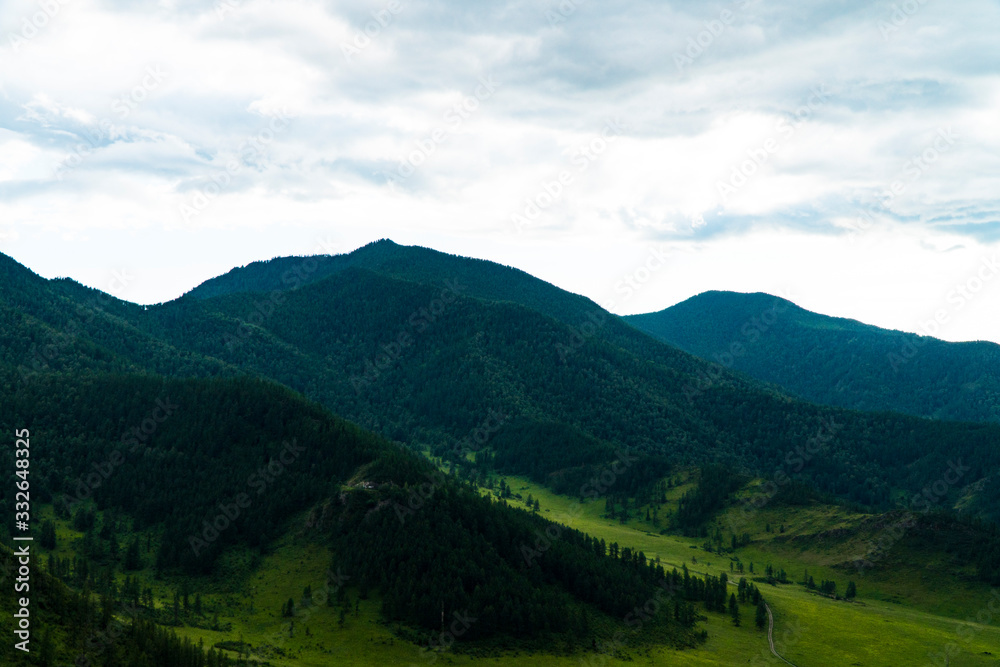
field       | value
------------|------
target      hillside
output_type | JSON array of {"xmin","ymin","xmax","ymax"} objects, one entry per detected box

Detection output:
[
  {"xmin": 626, "ymin": 290, "xmax": 1000, "ymax": 423},
  {"xmin": 1, "ymin": 374, "xmax": 699, "ymax": 656},
  {"xmin": 181, "ymin": 239, "xmax": 713, "ymax": 375},
  {"xmin": 142, "ymin": 261, "xmax": 1000, "ymax": 524},
  {"xmin": 0, "ymin": 253, "xmax": 235, "ymax": 383},
  {"xmin": 4, "ymin": 245, "xmax": 1000, "ymax": 665},
  {"xmin": 6, "ymin": 248, "xmax": 1000, "ymax": 524}
]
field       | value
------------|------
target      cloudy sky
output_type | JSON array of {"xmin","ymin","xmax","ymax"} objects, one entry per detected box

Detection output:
[{"xmin": 1, "ymin": 0, "xmax": 998, "ymax": 342}]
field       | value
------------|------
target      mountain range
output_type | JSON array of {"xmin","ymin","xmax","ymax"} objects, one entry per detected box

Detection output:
[
  {"xmin": 3, "ymin": 240, "xmax": 1000, "ymax": 665},
  {"xmin": 626, "ymin": 290, "xmax": 1000, "ymax": 424}
]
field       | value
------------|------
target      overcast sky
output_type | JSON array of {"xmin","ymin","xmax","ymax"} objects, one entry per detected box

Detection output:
[{"xmin": 1, "ymin": 0, "xmax": 998, "ymax": 343}]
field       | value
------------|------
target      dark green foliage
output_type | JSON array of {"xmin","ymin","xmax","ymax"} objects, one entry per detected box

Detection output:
[
  {"xmin": 328, "ymin": 478, "xmax": 699, "ymax": 642},
  {"xmin": 897, "ymin": 513, "xmax": 1000, "ymax": 586},
  {"xmin": 673, "ymin": 465, "xmax": 744, "ymax": 534},
  {"xmin": 1, "ymin": 375, "xmax": 385, "ymax": 575},
  {"xmin": 4, "ymin": 242, "xmax": 1000, "ymax": 617},
  {"xmin": 755, "ymin": 601, "xmax": 767, "ymax": 629},
  {"xmin": 626, "ymin": 290, "xmax": 1000, "ymax": 424},
  {"xmin": 124, "ymin": 537, "xmax": 142, "ymax": 571},
  {"xmin": 130, "ymin": 259, "xmax": 1000, "ymax": 528},
  {"xmin": 0, "ymin": 545, "xmax": 232, "ymax": 667},
  {"xmin": 5, "ymin": 246, "xmax": 1000, "ymax": 531},
  {"xmin": 0, "ymin": 372, "xmax": 699, "ymax": 645},
  {"xmin": 40, "ymin": 519, "xmax": 57, "ymax": 549}
]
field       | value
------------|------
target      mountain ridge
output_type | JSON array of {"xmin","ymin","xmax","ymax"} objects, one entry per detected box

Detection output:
[{"xmin": 625, "ymin": 290, "xmax": 1000, "ymax": 423}]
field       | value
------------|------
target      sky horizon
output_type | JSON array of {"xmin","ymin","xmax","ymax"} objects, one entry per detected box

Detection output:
[
  {"xmin": 2, "ymin": 0, "xmax": 998, "ymax": 343},
  {"xmin": 4, "ymin": 235, "xmax": 1000, "ymax": 346}
]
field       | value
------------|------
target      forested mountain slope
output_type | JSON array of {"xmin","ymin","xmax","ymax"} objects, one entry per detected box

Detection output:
[
  {"xmin": 5, "ymin": 247, "xmax": 1000, "ymax": 525},
  {"xmin": 626, "ymin": 290, "xmax": 1000, "ymax": 423},
  {"xmin": 1, "ymin": 374, "xmax": 696, "ymax": 647}
]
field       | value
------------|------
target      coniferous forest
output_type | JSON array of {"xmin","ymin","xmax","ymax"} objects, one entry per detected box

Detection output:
[{"xmin": 4, "ymin": 241, "xmax": 1000, "ymax": 665}]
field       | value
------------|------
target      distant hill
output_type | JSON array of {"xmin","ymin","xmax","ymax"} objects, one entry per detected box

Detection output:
[
  {"xmin": 6, "ymin": 243, "xmax": 1000, "ymax": 662},
  {"xmin": 625, "ymin": 291, "xmax": 1000, "ymax": 424},
  {"xmin": 5, "ymin": 246, "xmax": 1000, "ymax": 525},
  {"xmin": 121, "ymin": 250, "xmax": 1000, "ymax": 524},
  {"xmin": 6, "ymin": 245, "xmax": 1000, "ymax": 664}
]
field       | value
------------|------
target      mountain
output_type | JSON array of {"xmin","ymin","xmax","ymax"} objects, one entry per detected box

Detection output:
[
  {"xmin": 625, "ymin": 290, "xmax": 1000, "ymax": 423},
  {"xmin": 128, "ymin": 248, "xmax": 1000, "ymax": 523},
  {"xmin": 0, "ymin": 253, "xmax": 235, "ymax": 383},
  {"xmin": 5, "ymin": 244, "xmax": 1000, "ymax": 665},
  {"xmin": 1, "ymin": 373, "xmax": 700, "ymax": 653},
  {"xmin": 182, "ymin": 239, "xmax": 710, "ymax": 373},
  {"xmin": 0, "ymin": 541, "xmax": 240, "ymax": 667},
  {"xmin": 8, "ymin": 246, "xmax": 1000, "ymax": 523}
]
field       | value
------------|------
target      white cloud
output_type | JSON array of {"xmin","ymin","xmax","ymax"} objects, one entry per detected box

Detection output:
[{"xmin": 0, "ymin": 0, "xmax": 998, "ymax": 342}]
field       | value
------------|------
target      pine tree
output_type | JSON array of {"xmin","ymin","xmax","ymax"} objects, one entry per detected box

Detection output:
[
  {"xmin": 124, "ymin": 538, "xmax": 142, "ymax": 571},
  {"xmin": 755, "ymin": 601, "xmax": 767, "ymax": 629},
  {"xmin": 846, "ymin": 580, "xmax": 857, "ymax": 599},
  {"xmin": 729, "ymin": 593, "xmax": 740, "ymax": 626},
  {"xmin": 38, "ymin": 628, "xmax": 55, "ymax": 666},
  {"xmin": 40, "ymin": 520, "xmax": 57, "ymax": 550}
]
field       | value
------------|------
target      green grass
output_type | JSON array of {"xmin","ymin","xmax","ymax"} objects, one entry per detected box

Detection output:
[
  {"xmin": 33, "ymin": 471, "xmax": 1000, "ymax": 666},
  {"xmin": 168, "ymin": 528, "xmax": 737, "ymax": 667},
  {"xmin": 480, "ymin": 474, "xmax": 1000, "ymax": 667}
]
